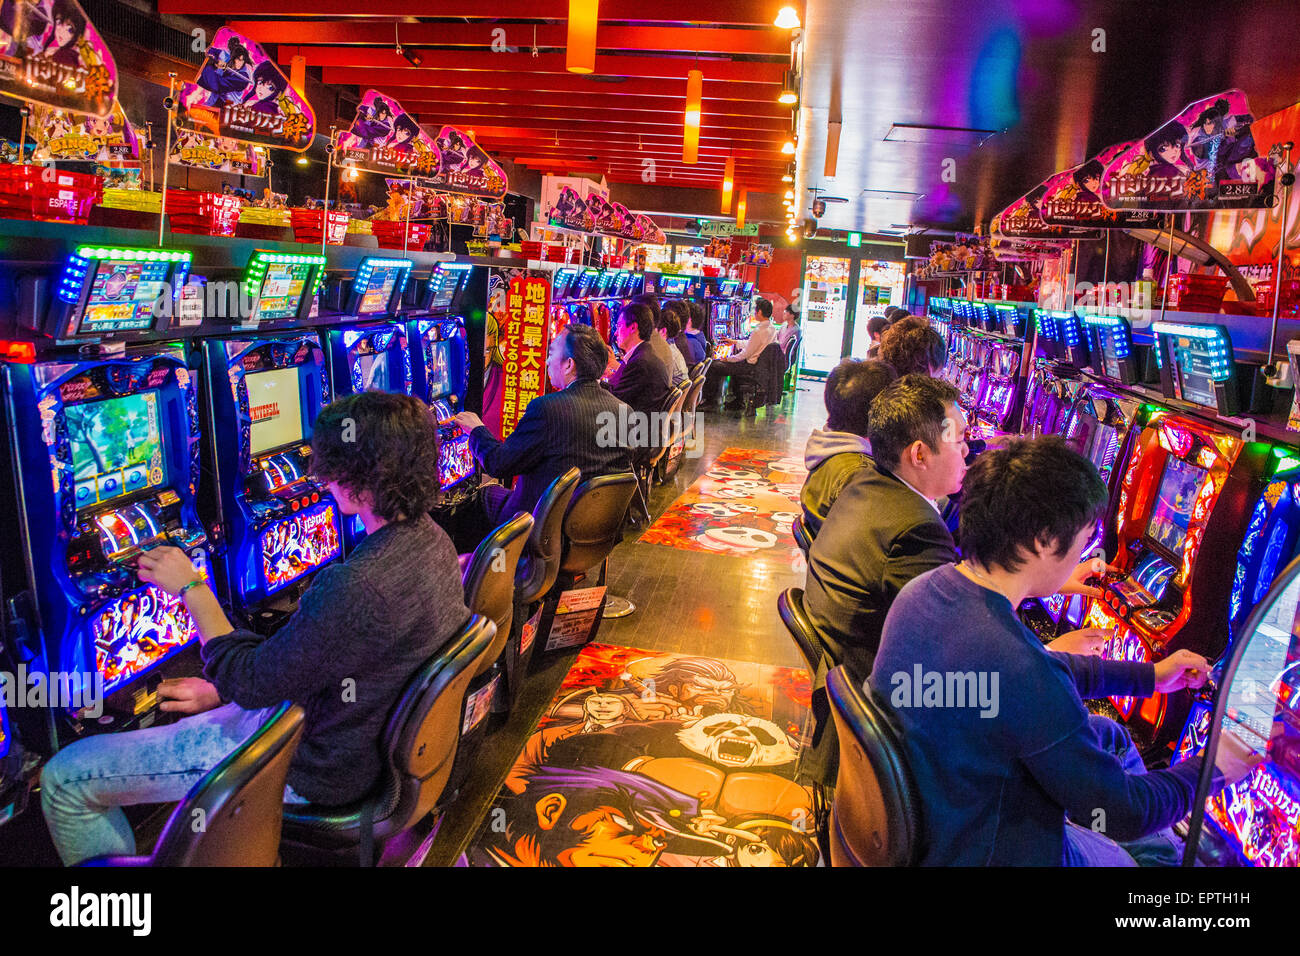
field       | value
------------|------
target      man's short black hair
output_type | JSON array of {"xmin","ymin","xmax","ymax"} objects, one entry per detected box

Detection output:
[
  {"xmin": 632, "ymin": 292, "xmax": 661, "ymax": 327},
  {"xmin": 825, "ymin": 358, "xmax": 898, "ymax": 436},
  {"xmin": 880, "ymin": 318, "xmax": 946, "ymax": 376},
  {"xmin": 959, "ymin": 436, "xmax": 1107, "ymax": 572},
  {"xmin": 687, "ymin": 301, "xmax": 706, "ymax": 331},
  {"xmin": 618, "ymin": 303, "xmax": 654, "ymax": 342},
  {"xmin": 754, "ymin": 298, "xmax": 773, "ymax": 319},
  {"xmin": 562, "ymin": 323, "xmax": 610, "ymax": 380},
  {"xmin": 868, "ymin": 374, "xmax": 961, "ymax": 471},
  {"xmin": 866, "ymin": 315, "xmax": 891, "ymax": 340},
  {"xmin": 660, "ymin": 308, "xmax": 681, "ymax": 338},
  {"xmin": 311, "ymin": 392, "xmax": 441, "ymax": 520}
]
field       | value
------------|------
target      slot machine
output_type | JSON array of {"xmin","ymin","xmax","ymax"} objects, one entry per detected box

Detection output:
[
  {"xmin": 969, "ymin": 343, "xmax": 1022, "ymax": 441},
  {"xmin": 1179, "ymin": 553, "xmax": 1300, "ymax": 866},
  {"xmin": 199, "ymin": 251, "xmax": 342, "ymax": 634},
  {"xmin": 1020, "ymin": 361, "xmax": 1077, "ymax": 437},
  {"xmin": 993, "ymin": 302, "xmax": 1025, "ymax": 339},
  {"xmin": 549, "ymin": 267, "xmax": 579, "ymax": 343},
  {"xmin": 1032, "ymin": 309, "xmax": 1065, "ymax": 362},
  {"xmin": 1152, "ymin": 321, "xmax": 1239, "ymax": 416},
  {"xmin": 1083, "ymin": 410, "xmax": 1274, "ymax": 753},
  {"xmin": 410, "ymin": 263, "xmax": 478, "ymax": 512},
  {"xmin": 2, "ymin": 244, "xmax": 213, "ymax": 740},
  {"xmin": 1082, "ymin": 314, "xmax": 1139, "ymax": 386},
  {"xmin": 567, "ymin": 267, "xmax": 600, "ymax": 332}
]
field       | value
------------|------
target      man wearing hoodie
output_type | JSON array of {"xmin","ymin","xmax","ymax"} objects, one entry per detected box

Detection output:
[{"xmin": 800, "ymin": 358, "xmax": 898, "ymax": 537}]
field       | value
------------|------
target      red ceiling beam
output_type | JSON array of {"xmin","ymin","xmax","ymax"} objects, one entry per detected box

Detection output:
[
  {"xmin": 473, "ymin": 140, "xmax": 783, "ymax": 163},
  {"xmin": 323, "ymin": 68, "xmax": 776, "ymax": 100},
  {"xmin": 229, "ymin": 20, "xmax": 793, "ymax": 56},
  {"xmin": 385, "ymin": 89, "xmax": 790, "ymax": 118},
  {"xmin": 279, "ymin": 48, "xmax": 784, "ymax": 83},
  {"xmin": 160, "ymin": 0, "xmax": 790, "ymax": 25}
]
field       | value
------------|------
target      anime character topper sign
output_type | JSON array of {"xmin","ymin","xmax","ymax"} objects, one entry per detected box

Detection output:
[
  {"xmin": 0, "ymin": 0, "xmax": 116, "ymax": 116},
  {"xmin": 424, "ymin": 125, "xmax": 508, "ymax": 199},
  {"xmin": 548, "ymin": 184, "xmax": 595, "ymax": 231},
  {"xmin": 634, "ymin": 213, "xmax": 666, "ymax": 244},
  {"xmin": 179, "ymin": 27, "xmax": 314, "ymax": 152},
  {"xmin": 1101, "ymin": 90, "xmax": 1276, "ymax": 212},
  {"xmin": 31, "ymin": 100, "xmax": 137, "ymax": 162},
  {"xmin": 1040, "ymin": 142, "xmax": 1158, "ymax": 229},
  {"xmin": 337, "ymin": 90, "xmax": 442, "ymax": 179},
  {"xmin": 992, "ymin": 180, "xmax": 1101, "ymax": 241}
]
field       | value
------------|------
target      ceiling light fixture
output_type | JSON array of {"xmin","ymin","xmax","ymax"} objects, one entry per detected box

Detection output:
[
  {"xmin": 824, "ymin": 119, "xmax": 842, "ymax": 179},
  {"xmin": 781, "ymin": 138, "xmax": 795, "ymax": 155},
  {"xmin": 736, "ymin": 188, "xmax": 747, "ymax": 229},
  {"xmin": 721, "ymin": 155, "xmax": 734, "ymax": 214},
  {"xmin": 775, "ymin": 6, "xmax": 801, "ymax": 29},
  {"xmin": 782, "ymin": 167, "xmax": 794, "ymax": 183},
  {"xmin": 296, "ymin": 155, "xmax": 309, "ymax": 166},
  {"xmin": 566, "ymin": 0, "xmax": 599, "ymax": 74},
  {"xmin": 683, "ymin": 68, "xmax": 703, "ymax": 164},
  {"xmin": 778, "ymin": 69, "xmax": 798, "ymax": 106},
  {"xmin": 783, "ymin": 189, "xmax": 794, "ymax": 200}
]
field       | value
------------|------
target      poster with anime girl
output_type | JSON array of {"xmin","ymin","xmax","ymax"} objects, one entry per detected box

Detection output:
[
  {"xmin": 179, "ymin": 27, "xmax": 314, "ymax": 152},
  {"xmin": 425, "ymin": 124, "xmax": 508, "ymax": 199},
  {"xmin": 0, "ymin": 0, "xmax": 115, "ymax": 116},
  {"xmin": 336, "ymin": 89, "xmax": 440, "ymax": 178},
  {"xmin": 1040, "ymin": 142, "xmax": 1157, "ymax": 229},
  {"xmin": 1100, "ymin": 90, "xmax": 1274, "ymax": 212},
  {"xmin": 31, "ymin": 99, "xmax": 137, "ymax": 162},
  {"xmin": 992, "ymin": 180, "xmax": 1101, "ymax": 241}
]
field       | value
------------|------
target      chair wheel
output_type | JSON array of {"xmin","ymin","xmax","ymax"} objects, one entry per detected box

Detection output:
[{"xmin": 603, "ymin": 594, "xmax": 636, "ymax": 618}]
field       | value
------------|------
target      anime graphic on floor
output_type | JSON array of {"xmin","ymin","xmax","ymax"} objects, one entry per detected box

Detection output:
[
  {"xmin": 639, "ymin": 448, "xmax": 807, "ymax": 566},
  {"xmin": 461, "ymin": 644, "xmax": 817, "ymax": 867}
]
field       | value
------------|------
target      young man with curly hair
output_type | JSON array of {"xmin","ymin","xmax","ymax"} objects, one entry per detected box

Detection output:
[{"xmin": 41, "ymin": 392, "xmax": 470, "ymax": 865}]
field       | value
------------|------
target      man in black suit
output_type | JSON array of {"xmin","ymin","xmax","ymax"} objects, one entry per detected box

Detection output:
[
  {"xmin": 804, "ymin": 375, "xmax": 969, "ymax": 680},
  {"xmin": 607, "ymin": 303, "xmax": 672, "ymax": 419},
  {"xmin": 455, "ymin": 324, "xmax": 632, "ymax": 521}
]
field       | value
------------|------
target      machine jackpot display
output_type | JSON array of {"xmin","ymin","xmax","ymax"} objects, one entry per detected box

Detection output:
[
  {"xmin": 549, "ymin": 266, "xmax": 579, "ymax": 341},
  {"xmin": 993, "ymin": 302, "xmax": 1025, "ymax": 338},
  {"xmin": 1152, "ymin": 321, "xmax": 1239, "ymax": 416},
  {"xmin": 2, "ymin": 245, "xmax": 212, "ymax": 734},
  {"xmin": 1084, "ymin": 412, "xmax": 1274, "ymax": 752},
  {"xmin": 1179, "ymin": 554, "xmax": 1300, "ymax": 867},
  {"xmin": 200, "ymin": 251, "xmax": 341, "ymax": 632},
  {"xmin": 1032, "ymin": 309, "xmax": 1064, "ymax": 362}
]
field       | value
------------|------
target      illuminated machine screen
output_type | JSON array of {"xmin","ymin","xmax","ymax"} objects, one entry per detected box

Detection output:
[
  {"xmin": 1170, "ymin": 335, "xmax": 1221, "ymax": 408},
  {"xmin": 430, "ymin": 270, "xmax": 462, "ymax": 311},
  {"xmin": 427, "ymin": 339, "xmax": 453, "ymax": 398},
  {"xmin": 1204, "ymin": 570, "xmax": 1300, "ymax": 866},
  {"xmin": 355, "ymin": 350, "xmax": 398, "ymax": 393},
  {"xmin": 552, "ymin": 270, "xmax": 576, "ymax": 300},
  {"xmin": 254, "ymin": 262, "xmax": 314, "ymax": 321},
  {"xmin": 78, "ymin": 259, "xmax": 171, "ymax": 334},
  {"xmin": 1145, "ymin": 456, "xmax": 1208, "ymax": 556},
  {"xmin": 246, "ymin": 367, "xmax": 304, "ymax": 456},
  {"xmin": 91, "ymin": 582, "xmax": 202, "ymax": 697},
  {"xmin": 661, "ymin": 276, "xmax": 689, "ymax": 296},
  {"xmin": 439, "ymin": 432, "xmax": 475, "ymax": 489},
  {"xmin": 0, "ymin": 696, "xmax": 8, "ymax": 760},
  {"xmin": 66, "ymin": 392, "xmax": 165, "ymax": 509},
  {"xmin": 260, "ymin": 503, "xmax": 341, "ymax": 593},
  {"xmin": 357, "ymin": 266, "xmax": 401, "ymax": 315}
]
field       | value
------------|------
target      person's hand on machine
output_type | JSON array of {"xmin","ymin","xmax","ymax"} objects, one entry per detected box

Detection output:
[
  {"xmin": 453, "ymin": 411, "xmax": 484, "ymax": 434},
  {"xmin": 1060, "ymin": 556, "xmax": 1120, "ymax": 598},
  {"xmin": 1214, "ymin": 729, "xmax": 1266, "ymax": 787},
  {"xmin": 1153, "ymin": 649, "xmax": 1211, "ymax": 694},
  {"xmin": 136, "ymin": 545, "xmax": 205, "ymax": 596},
  {"xmin": 1049, "ymin": 627, "xmax": 1109, "ymax": 656},
  {"xmin": 157, "ymin": 677, "xmax": 223, "ymax": 716}
]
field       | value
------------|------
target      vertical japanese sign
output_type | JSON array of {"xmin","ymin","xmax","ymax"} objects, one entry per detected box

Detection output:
[{"xmin": 498, "ymin": 274, "xmax": 551, "ymax": 438}]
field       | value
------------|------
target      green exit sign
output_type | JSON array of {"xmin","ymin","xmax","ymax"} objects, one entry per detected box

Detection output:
[{"xmin": 847, "ymin": 233, "xmax": 862, "ymax": 248}]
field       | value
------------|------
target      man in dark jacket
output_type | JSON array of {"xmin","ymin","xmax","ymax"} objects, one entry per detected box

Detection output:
[
  {"xmin": 804, "ymin": 375, "xmax": 968, "ymax": 679},
  {"xmin": 456, "ymin": 324, "xmax": 632, "ymax": 520},
  {"xmin": 607, "ymin": 303, "xmax": 672, "ymax": 418},
  {"xmin": 800, "ymin": 358, "xmax": 897, "ymax": 537}
]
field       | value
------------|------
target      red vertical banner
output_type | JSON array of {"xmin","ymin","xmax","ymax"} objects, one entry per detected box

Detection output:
[{"xmin": 499, "ymin": 274, "xmax": 551, "ymax": 438}]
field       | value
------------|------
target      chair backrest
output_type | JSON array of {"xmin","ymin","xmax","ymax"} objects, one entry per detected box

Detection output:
[
  {"xmin": 516, "ymin": 467, "xmax": 581, "ymax": 605},
  {"xmin": 791, "ymin": 514, "xmax": 813, "ymax": 557},
  {"xmin": 461, "ymin": 510, "xmax": 534, "ymax": 674},
  {"xmin": 559, "ymin": 472, "xmax": 638, "ymax": 576},
  {"xmin": 378, "ymin": 614, "xmax": 497, "ymax": 833},
  {"xmin": 783, "ymin": 331, "xmax": 801, "ymax": 368},
  {"xmin": 776, "ymin": 587, "xmax": 824, "ymax": 675},
  {"xmin": 150, "ymin": 701, "xmax": 306, "ymax": 866},
  {"xmin": 650, "ymin": 383, "xmax": 690, "ymax": 467},
  {"xmin": 682, "ymin": 373, "xmax": 706, "ymax": 421},
  {"xmin": 826, "ymin": 665, "xmax": 923, "ymax": 866}
]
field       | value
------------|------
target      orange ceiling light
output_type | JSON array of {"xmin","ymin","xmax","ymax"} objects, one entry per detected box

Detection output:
[
  {"xmin": 825, "ymin": 120, "xmax": 842, "ymax": 178},
  {"xmin": 721, "ymin": 154, "xmax": 735, "ymax": 213},
  {"xmin": 775, "ymin": 6, "xmax": 801, "ymax": 29},
  {"xmin": 736, "ymin": 188, "xmax": 747, "ymax": 229},
  {"xmin": 683, "ymin": 68, "xmax": 703, "ymax": 164},
  {"xmin": 566, "ymin": 0, "xmax": 599, "ymax": 74}
]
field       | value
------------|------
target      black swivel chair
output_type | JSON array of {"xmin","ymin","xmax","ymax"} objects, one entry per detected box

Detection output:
[
  {"xmin": 461, "ymin": 511, "xmax": 535, "ymax": 678},
  {"xmin": 660, "ymin": 372, "xmax": 706, "ymax": 483},
  {"xmin": 826, "ymin": 665, "xmax": 924, "ymax": 867},
  {"xmin": 791, "ymin": 515, "xmax": 813, "ymax": 562},
  {"xmin": 81, "ymin": 702, "xmax": 306, "ymax": 867},
  {"xmin": 630, "ymin": 383, "xmax": 685, "ymax": 525},
  {"xmin": 280, "ymin": 614, "xmax": 496, "ymax": 866},
  {"xmin": 553, "ymin": 472, "xmax": 638, "ymax": 623},
  {"xmin": 516, "ymin": 467, "xmax": 582, "ymax": 608},
  {"xmin": 776, "ymin": 587, "xmax": 824, "ymax": 675}
]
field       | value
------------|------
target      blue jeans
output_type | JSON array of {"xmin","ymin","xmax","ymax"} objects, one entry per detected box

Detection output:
[
  {"xmin": 1062, "ymin": 715, "xmax": 1179, "ymax": 867},
  {"xmin": 40, "ymin": 703, "xmax": 308, "ymax": 866}
]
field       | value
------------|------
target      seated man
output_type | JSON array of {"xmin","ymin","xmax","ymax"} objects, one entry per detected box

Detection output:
[
  {"xmin": 868, "ymin": 436, "xmax": 1257, "ymax": 866},
  {"xmin": 41, "ymin": 392, "xmax": 470, "ymax": 865},
  {"xmin": 679, "ymin": 303, "xmax": 708, "ymax": 367},
  {"xmin": 631, "ymin": 292, "xmax": 679, "ymax": 382},
  {"xmin": 863, "ymin": 315, "xmax": 890, "ymax": 359},
  {"xmin": 803, "ymin": 375, "xmax": 966, "ymax": 680},
  {"xmin": 777, "ymin": 304, "xmax": 801, "ymax": 353},
  {"xmin": 656, "ymin": 306, "xmax": 690, "ymax": 387},
  {"xmin": 800, "ymin": 358, "xmax": 898, "ymax": 538},
  {"xmin": 607, "ymin": 302, "xmax": 672, "ymax": 418},
  {"xmin": 456, "ymin": 323, "xmax": 633, "ymax": 520},
  {"xmin": 879, "ymin": 316, "xmax": 946, "ymax": 377},
  {"xmin": 702, "ymin": 297, "xmax": 778, "ymax": 407}
]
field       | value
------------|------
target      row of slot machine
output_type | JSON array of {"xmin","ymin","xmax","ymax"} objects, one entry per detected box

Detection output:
[
  {"xmin": 0, "ymin": 241, "xmax": 485, "ymax": 826},
  {"xmin": 930, "ymin": 293, "xmax": 1300, "ymax": 866}
]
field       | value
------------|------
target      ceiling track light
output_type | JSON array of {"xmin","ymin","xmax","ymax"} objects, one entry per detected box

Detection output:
[
  {"xmin": 775, "ymin": 6, "xmax": 801, "ymax": 29},
  {"xmin": 566, "ymin": 0, "xmax": 599, "ymax": 74},
  {"xmin": 778, "ymin": 69, "xmax": 798, "ymax": 106},
  {"xmin": 781, "ymin": 138, "xmax": 795, "ymax": 155}
]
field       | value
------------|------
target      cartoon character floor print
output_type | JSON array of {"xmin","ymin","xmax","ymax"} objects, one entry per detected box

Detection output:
[
  {"xmin": 461, "ymin": 644, "xmax": 817, "ymax": 867},
  {"xmin": 639, "ymin": 448, "xmax": 807, "ymax": 564}
]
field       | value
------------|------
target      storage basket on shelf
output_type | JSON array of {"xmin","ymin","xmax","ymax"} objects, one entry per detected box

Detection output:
[
  {"xmin": 290, "ymin": 208, "xmax": 349, "ymax": 245},
  {"xmin": 370, "ymin": 220, "xmax": 431, "ymax": 250},
  {"xmin": 165, "ymin": 189, "xmax": 243, "ymax": 237},
  {"xmin": 0, "ymin": 166, "xmax": 103, "ymax": 224},
  {"xmin": 1166, "ymin": 272, "xmax": 1228, "ymax": 313}
]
